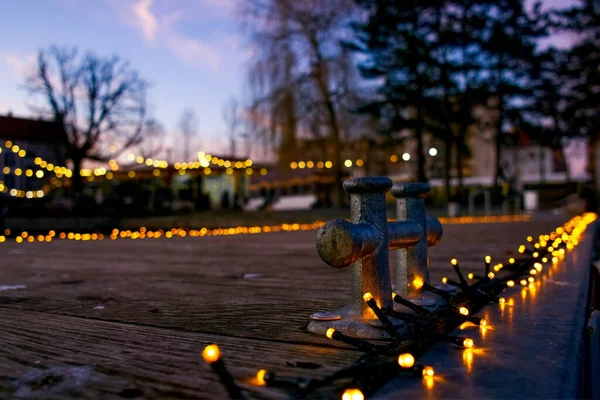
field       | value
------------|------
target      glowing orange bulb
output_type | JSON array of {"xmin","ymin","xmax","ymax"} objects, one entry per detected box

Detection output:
[
  {"xmin": 459, "ymin": 307, "xmax": 469, "ymax": 316},
  {"xmin": 412, "ymin": 277, "xmax": 424, "ymax": 290},
  {"xmin": 256, "ymin": 369, "xmax": 267, "ymax": 386},
  {"xmin": 422, "ymin": 366, "xmax": 435, "ymax": 377},
  {"xmin": 467, "ymin": 273, "xmax": 474, "ymax": 280},
  {"xmin": 463, "ymin": 338, "xmax": 474, "ymax": 348},
  {"xmin": 507, "ymin": 280, "xmax": 515, "ymax": 287},
  {"xmin": 484, "ymin": 255, "xmax": 491, "ymax": 263},
  {"xmin": 480, "ymin": 319, "xmax": 487, "ymax": 327},
  {"xmin": 451, "ymin": 258, "xmax": 458, "ymax": 266},
  {"xmin": 520, "ymin": 279, "xmax": 527, "ymax": 286},
  {"xmin": 499, "ymin": 297, "xmax": 506, "ymax": 304},
  {"xmin": 528, "ymin": 276, "xmax": 535, "ymax": 283},
  {"xmin": 363, "ymin": 292, "xmax": 373, "ymax": 302},
  {"xmin": 326, "ymin": 328, "xmax": 335, "ymax": 339},
  {"xmin": 487, "ymin": 272, "xmax": 495, "ymax": 279},
  {"xmin": 342, "ymin": 388, "xmax": 364, "ymax": 400},
  {"xmin": 398, "ymin": 353, "xmax": 415, "ymax": 368},
  {"xmin": 202, "ymin": 344, "xmax": 221, "ymax": 363}
]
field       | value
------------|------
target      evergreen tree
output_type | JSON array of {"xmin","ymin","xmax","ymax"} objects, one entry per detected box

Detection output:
[
  {"xmin": 521, "ymin": 47, "xmax": 572, "ymax": 182},
  {"xmin": 478, "ymin": 0, "xmax": 547, "ymax": 189},
  {"xmin": 348, "ymin": 0, "xmax": 491, "ymax": 197},
  {"xmin": 561, "ymin": 0, "xmax": 600, "ymax": 183},
  {"xmin": 347, "ymin": 0, "xmax": 442, "ymax": 183}
]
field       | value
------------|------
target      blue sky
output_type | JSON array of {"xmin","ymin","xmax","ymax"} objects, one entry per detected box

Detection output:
[{"xmin": 0, "ymin": 0, "xmax": 251, "ymax": 159}]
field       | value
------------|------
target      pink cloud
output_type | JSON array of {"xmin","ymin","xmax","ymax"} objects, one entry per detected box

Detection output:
[
  {"xmin": 131, "ymin": 0, "xmax": 158, "ymax": 42},
  {"xmin": 2, "ymin": 52, "xmax": 36, "ymax": 77},
  {"xmin": 110, "ymin": 0, "xmax": 222, "ymax": 73}
]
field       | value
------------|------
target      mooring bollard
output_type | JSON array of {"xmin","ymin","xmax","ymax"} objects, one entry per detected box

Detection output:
[
  {"xmin": 390, "ymin": 183, "xmax": 443, "ymax": 299},
  {"xmin": 308, "ymin": 177, "xmax": 432, "ymax": 339}
]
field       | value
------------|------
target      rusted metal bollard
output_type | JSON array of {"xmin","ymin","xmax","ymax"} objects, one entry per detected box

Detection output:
[
  {"xmin": 308, "ymin": 177, "xmax": 422, "ymax": 339},
  {"xmin": 391, "ymin": 183, "xmax": 443, "ymax": 302}
]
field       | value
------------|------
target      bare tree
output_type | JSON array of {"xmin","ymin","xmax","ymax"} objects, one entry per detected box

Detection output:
[
  {"xmin": 25, "ymin": 45, "xmax": 151, "ymax": 195},
  {"xmin": 222, "ymin": 97, "xmax": 240, "ymax": 158},
  {"xmin": 138, "ymin": 118, "xmax": 166, "ymax": 159},
  {"xmin": 241, "ymin": 0, "xmax": 357, "ymax": 207},
  {"xmin": 178, "ymin": 109, "xmax": 198, "ymax": 161}
]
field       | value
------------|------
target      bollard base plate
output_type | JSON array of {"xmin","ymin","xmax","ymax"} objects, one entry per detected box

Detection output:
[
  {"xmin": 434, "ymin": 283, "xmax": 458, "ymax": 293},
  {"xmin": 407, "ymin": 296, "xmax": 436, "ymax": 306},
  {"xmin": 309, "ymin": 311, "xmax": 343, "ymax": 321},
  {"xmin": 307, "ymin": 305, "xmax": 407, "ymax": 339}
]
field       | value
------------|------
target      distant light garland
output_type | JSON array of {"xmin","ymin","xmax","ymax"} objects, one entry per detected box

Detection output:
[
  {"xmin": 0, "ymin": 181, "xmax": 46, "ymax": 198},
  {"xmin": 288, "ymin": 151, "xmax": 436, "ymax": 170},
  {"xmin": 0, "ymin": 165, "xmax": 56, "ymax": 180},
  {"xmin": 198, "ymin": 212, "xmax": 596, "ymax": 399},
  {"xmin": 2, "ymin": 140, "xmax": 72, "ymax": 178},
  {"xmin": 115, "ymin": 149, "xmax": 259, "ymax": 176},
  {"xmin": 436, "ymin": 215, "xmax": 530, "ymax": 224},
  {"xmin": 2, "ymin": 144, "xmax": 267, "ymax": 191},
  {"xmin": 0, "ymin": 215, "xmax": 532, "ymax": 245}
]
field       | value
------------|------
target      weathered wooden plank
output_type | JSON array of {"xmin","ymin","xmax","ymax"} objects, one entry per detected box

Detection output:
[
  {"xmin": 0, "ymin": 220, "xmax": 562, "ymax": 347},
  {"xmin": 0, "ymin": 308, "xmax": 362, "ymax": 399}
]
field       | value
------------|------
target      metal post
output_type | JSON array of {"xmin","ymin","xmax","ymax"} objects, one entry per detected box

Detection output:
[
  {"xmin": 309, "ymin": 177, "xmax": 414, "ymax": 339},
  {"xmin": 390, "ymin": 183, "xmax": 442, "ymax": 299},
  {"xmin": 346, "ymin": 177, "xmax": 393, "ymax": 315},
  {"xmin": 391, "ymin": 183, "xmax": 429, "ymax": 296},
  {"xmin": 307, "ymin": 176, "xmax": 446, "ymax": 339},
  {"xmin": 468, "ymin": 190, "xmax": 476, "ymax": 216},
  {"xmin": 484, "ymin": 190, "xmax": 491, "ymax": 216}
]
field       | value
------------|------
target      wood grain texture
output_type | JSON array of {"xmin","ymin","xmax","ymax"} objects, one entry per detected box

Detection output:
[{"xmin": 0, "ymin": 218, "xmax": 564, "ymax": 398}]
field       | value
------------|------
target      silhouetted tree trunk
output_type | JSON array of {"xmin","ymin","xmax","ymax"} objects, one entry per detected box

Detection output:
[{"xmin": 26, "ymin": 45, "xmax": 156, "ymax": 199}]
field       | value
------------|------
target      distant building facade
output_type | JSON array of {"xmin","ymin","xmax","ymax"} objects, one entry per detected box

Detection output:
[
  {"xmin": 390, "ymin": 104, "xmax": 569, "ymax": 187},
  {"xmin": 0, "ymin": 114, "xmax": 64, "ymax": 193}
]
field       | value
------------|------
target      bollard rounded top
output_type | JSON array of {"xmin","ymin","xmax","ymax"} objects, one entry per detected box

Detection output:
[
  {"xmin": 343, "ymin": 177, "xmax": 393, "ymax": 194},
  {"xmin": 390, "ymin": 182, "xmax": 431, "ymax": 198}
]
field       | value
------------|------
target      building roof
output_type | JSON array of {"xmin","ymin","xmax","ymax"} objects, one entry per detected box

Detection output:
[{"xmin": 0, "ymin": 114, "xmax": 63, "ymax": 144}]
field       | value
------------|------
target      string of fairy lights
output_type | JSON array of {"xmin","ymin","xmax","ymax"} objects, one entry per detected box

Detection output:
[
  {"xmin": 0, "ymin": 215, "xmax": 531, "ymax": 245},
  {"xmin": 288, "ymin": 149, "xmax": 438, "ymax": 170},
  {"xmin": 1, "ymin": 142, "xmax": 268, "ymax": 193},
  {"xmin": 86, "ymin": 150, "xmax": 265, "ymax": 177},
  {"xmin": 78, "ymin": 150, "xmax": 268, "ymax": 180},
  {"xmin": 1, "ymin": 140, "xmax": 72, "ymax": 178},
  {"xmin": 0, "ymin": 140, "xmax": 68, "ymax": 198},
  {"xmin": 200, "ymin": 212, "xmax": 597, "ymax": 399},
  {"xmin": 0, "ymin": 182, "xmax": 46, "ymax": 198}
]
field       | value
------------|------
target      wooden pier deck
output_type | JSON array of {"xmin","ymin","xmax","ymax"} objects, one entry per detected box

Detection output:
[{"xmin": 0, "ymin": 216, "xmax": 573, "ymax": 398}]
